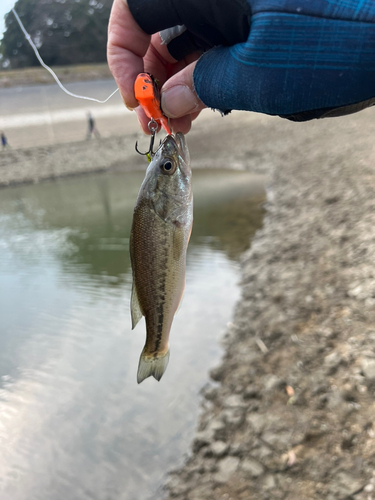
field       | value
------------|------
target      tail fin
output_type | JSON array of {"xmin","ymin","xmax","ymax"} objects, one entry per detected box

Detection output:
[{"xmin": 137, "ymin": 348, "xmax": 170, "ymax": 384}]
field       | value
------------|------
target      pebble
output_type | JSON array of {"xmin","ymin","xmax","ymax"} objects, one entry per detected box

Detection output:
[
  {"xmin": 240, "ymin": 457, "xmax": 265, "ymax": 478},
  {"xmin": 213, "ymin": 456, "xmax": 240, "ymax": 484},
  {"xmin": 222, "ymin": 408, "xmax": 245, "ymax": 428},
  {"xmin": 209, "ymin": 441, "xmax": 229, "ymax": 458},
  {"xmin": 207, "ymin": 419, "xmax": 227, "ymax": 441},
  {"xmin": 262, "ymin": 474, "xmax": 277, "ymax": 490},
  {"xmin": 209, "ymin": 365, "xmax": 225, "ymax": 382},
  {"xmin": 224, "ymin": 394, "xmax": 246, "ymax": 408},
  {"xmin": 202, "ymin": 386, "xmax": 219, "ymax": 401},
  {"xmin": 244, "ymin": 384, "xmax": 260, "ymax": 399},
  {"xmin": 324, "ymin": 351, "xmax": 343, "ymax": 374},
  {"xmin": 193, "ymin": 432, "xmax": 212, "ymax": 453},
  {"xmin": 247, "ymin": 413, "xmax": 265, "ymax": 434},
  {"xmin": 263, "ymin": 374, "xmax": 284, "ymax": 392},
  {"xmin": 361, "ymin": 358, "xmax": 375, "ymax": 381}
]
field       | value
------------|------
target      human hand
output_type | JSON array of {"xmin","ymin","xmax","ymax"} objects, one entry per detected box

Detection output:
[
  {"xmin": 108, "ymin": 0, "xmax": 375, "ymax": 131},
  {"xmin": 107, "ymin": 0, "xmax": 206, "ymax": 134}
]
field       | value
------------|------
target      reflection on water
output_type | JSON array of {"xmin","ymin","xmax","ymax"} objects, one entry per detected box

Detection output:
[{"xmin": 0, "ymin": 169, "xmax": 265, "ymax": 500}]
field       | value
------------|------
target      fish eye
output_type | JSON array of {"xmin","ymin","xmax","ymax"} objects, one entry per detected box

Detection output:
[{"xmin": 160, "ymin": 160, "xmax": 175, "ymax": 175}]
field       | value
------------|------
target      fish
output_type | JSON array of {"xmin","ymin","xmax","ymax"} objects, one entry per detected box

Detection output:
[{"xmin": 130, "ymin": 133, "xmax": 193, "ymax": 384}]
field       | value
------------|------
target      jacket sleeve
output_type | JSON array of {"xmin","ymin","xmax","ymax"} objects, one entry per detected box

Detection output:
[{"xmin": 128, "ymin": 0, "xmax": 375, "ymax": 120}]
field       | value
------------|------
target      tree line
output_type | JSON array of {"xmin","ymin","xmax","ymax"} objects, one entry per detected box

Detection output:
[{"xmin": 0, "ymin": 0, "xmax": 113, "ymax": 68}]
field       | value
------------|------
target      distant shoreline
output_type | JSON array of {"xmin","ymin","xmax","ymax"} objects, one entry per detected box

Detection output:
[
  {"xmin": 0, "ymin": 63, "xmax": 113, "ymax": 88},
  {"xmin": 0, "ymin": 111, "xmax": 263, "ymax": 189}
]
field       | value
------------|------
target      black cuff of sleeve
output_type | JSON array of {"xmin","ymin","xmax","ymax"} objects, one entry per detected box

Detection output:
[
  {"xmin": 167, "ymin": 31, "xmax": 210, "ymax": 60},
  {"xmin": 281, "ymin": 99, "xmax": 375, "ymax": 121},
  {"xmin": 128, "ymin": 0, "xmax": 181, "ymax": 34},
  {"xmin": 128, "ymin": 0, "xmax": 250, "ymax": 47}
]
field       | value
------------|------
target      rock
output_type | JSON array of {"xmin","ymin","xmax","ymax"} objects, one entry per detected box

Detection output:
[
  {"xmin": 188, "ymin": 485, "xmax": 215, "ymax": 500},
  {"xmin": 213, "ymin": 456, "xmax": 240, "ymax": 484},
  {"xmin": 262, "ymin": 430, "xmax": 292, "ymax": 449},
  {"xmin": 202, "ymin": 385, "xmax": 219, "ymax": 401},
  {"xmin": 206, "ymin": 419, "xmax": 226, "ymax": 441},
  {"xmin": 229, "ymin": 442, "xmax": 246, "ymax": 457},
  {"xmin": 328, "ymin": 471, "xmax": 363, "ymax": 497},
  {"xmin": 263, "ymin": 375, "xmax": 285, "ymax": 392},
  {"xmin": 244, "ymin": 384, "xmax": 260, "ymax": 399},
  {"xmin": 224, "ymin": 394, "xmax": 246, "ymax": 408},
  {"xmin": 192, "ymin": 431, "xmax": 213, "ymax": 453},
  {"xmin": 247, "ymin": 413, "xmax": 265, "ymax": 434},
  {"xmin": 252, "ymin": 444, "xmax": 273, "ymax": 461},
  {"xmin": 361, "ymin": 357, "xmax": 375, "ymax": 381},
  {"xmin": 209, "ymin": 365, "xmax": 225, "ymax": 382},
  {"xmin": 240, "ymin": 457, "xmax": 265, "ymax": 478},
  {"xmin": 209, "ymin": 441, "xmax": 229, "ymax": 458},
  {"xmin": 166, "ymin": 476, "xmax": 188, "ymax": 496},
  {"xmin": 324, "ymin": 351, "xmax": 343, "ymax": 374},
  {"xmin": 262, "ymin": 474, "xmax": 277, "ymax": 490},
  {"xmin": 222, "ymin": 408, "xmax": 245, "ymax": 427}
]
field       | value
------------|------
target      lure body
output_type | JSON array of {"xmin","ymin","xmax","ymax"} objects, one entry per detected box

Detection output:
[{"xmin": 134, "ymin": 73, "xmax": 171, "ymax": 135}]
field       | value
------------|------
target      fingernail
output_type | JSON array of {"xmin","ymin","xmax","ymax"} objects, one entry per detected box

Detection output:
[
  {"xmin": 161, "ymin": 85, "xmax": 199, "ymax": 118},
  {"xmin": 120, "ymin": 92, "xmax": 135, "ymax": 111}
]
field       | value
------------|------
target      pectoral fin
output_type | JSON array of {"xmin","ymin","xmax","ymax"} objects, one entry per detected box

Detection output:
[{"xmin": 131, "ymin": 282, "xmax": 143, "ymax": 330}]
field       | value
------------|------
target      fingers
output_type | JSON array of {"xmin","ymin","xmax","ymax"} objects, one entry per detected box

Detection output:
[
  {"xmin": 161, "ymin": 61, "xmax": 207, "ymax": 119},
  {"xmin": 107, "ymin": 0, "xmax": 150, "ymax": 109},
  {"xmin": 135, "ymin": 106, "xmax": 194, "ymax": 135},
  {"xmin": 107, "ymin": 2, "xmax": 205, "ymax": 134}
]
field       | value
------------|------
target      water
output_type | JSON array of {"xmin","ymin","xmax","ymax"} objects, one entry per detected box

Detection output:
[{"xmin": 0, "ymin": 169, "xmax": 265, "ymax": 500}]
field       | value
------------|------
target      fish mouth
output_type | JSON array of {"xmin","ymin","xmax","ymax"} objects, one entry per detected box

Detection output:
[
  {"xmin": 160, "ymin": 133, "xmax": 189, "ymax": 165},
  {"xmin": 174, "ymin": 132, "xmax": 188, "ymax": 162}
]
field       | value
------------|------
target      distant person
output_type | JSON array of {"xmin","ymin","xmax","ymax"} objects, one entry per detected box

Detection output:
[
  {"xmin": 86, "ymin": 112, "xmax": 101, "ymax": 140},
  {"xmin": 1, "ymin": 132, "xmax": 10, "ymax": 150}
]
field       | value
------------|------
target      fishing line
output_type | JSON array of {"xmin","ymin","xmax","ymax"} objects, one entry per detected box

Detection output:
[{"xmin": 11, "ymin": 7, "xmax": 119, "ymax": 104}]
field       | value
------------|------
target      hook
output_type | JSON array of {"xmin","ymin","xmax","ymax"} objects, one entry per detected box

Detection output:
[
  {"xmin": 135, "ymin": 118, "xmax": 160, "ymax": 161},
  {"xmin": 135, "ymin": 132, "xmax": 156, "ymax": 158}
]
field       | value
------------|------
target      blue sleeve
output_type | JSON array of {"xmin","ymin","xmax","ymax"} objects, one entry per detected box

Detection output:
[{"xmin": 193, "ymin": 0, "xmax": 375, "ymax": 119}]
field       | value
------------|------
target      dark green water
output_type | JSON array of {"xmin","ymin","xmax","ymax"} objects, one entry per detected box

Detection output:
[{"xmin": 0, "ymin": 169, "xmax": 264, "ymax": 500}]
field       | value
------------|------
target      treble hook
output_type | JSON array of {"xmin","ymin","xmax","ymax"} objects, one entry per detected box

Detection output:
[
  {"xmin": 135, "ymin": 118, "xmax": 160, "ymax": 161},
  {"xmin": 135, "ymin": 132, "xmax": 156, "ymax": 157}
]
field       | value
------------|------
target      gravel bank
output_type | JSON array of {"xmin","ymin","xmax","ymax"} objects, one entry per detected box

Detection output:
[
  {"xmin": 0, "ymin": 134, "xmax": 144, "ymax": 188},
  {"xmin": 163, "ymin": 109, "xmax": 375, "ymax": 500}
]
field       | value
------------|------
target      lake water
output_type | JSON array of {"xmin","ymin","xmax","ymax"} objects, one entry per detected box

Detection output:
[{"xmin": 0, "ymin": 169, "xmax": 265, "ymax": 500}]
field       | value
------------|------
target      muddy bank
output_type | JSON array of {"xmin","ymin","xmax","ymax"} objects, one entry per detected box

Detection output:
[{"xmin": 164, "ymin": 109, "xmax": 375, "ymax": 500}]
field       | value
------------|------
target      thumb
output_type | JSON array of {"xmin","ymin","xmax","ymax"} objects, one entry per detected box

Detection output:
[{"xmin": 161, "ymin": 61, "xmax": 206, "ymax": 119}]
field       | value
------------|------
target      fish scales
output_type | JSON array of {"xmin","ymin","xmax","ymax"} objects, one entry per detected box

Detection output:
[
  {"xmin": 130, "ymin": 133, "xmax": 193, "ymax": 383},
  {"xmin": 131, "ymin": 200, "xmax": 186, "ymax": 354}
]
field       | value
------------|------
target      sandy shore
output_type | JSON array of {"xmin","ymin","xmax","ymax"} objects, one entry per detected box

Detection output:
[{"xmin": 1, "ymin": 108, "xmax": 375, "ymax": 499}]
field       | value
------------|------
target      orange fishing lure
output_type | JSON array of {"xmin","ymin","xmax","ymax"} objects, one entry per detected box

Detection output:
[{"xmin": 134, "ymin": 73, "xmax": 171, "ymax": 135}]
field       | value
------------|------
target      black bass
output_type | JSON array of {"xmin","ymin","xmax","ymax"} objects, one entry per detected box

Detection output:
[{"xmin": 130, "ymin": 133, "xmax": 193, "ymax": 383}]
